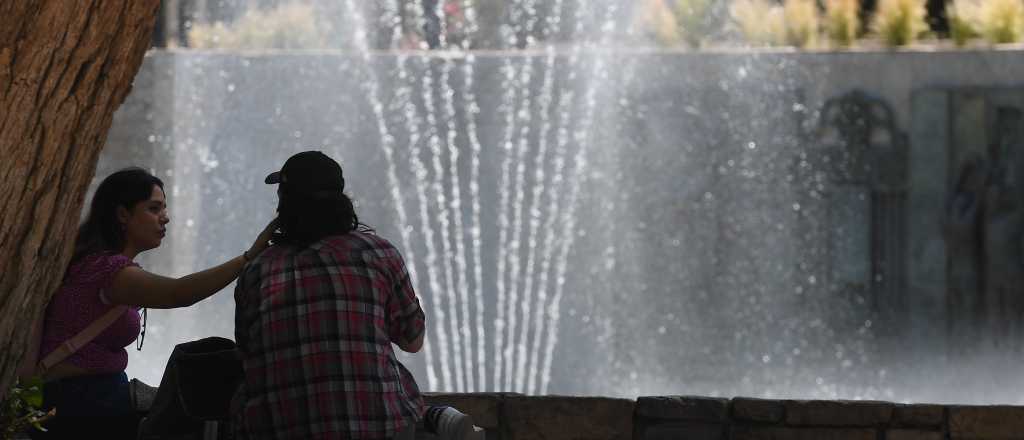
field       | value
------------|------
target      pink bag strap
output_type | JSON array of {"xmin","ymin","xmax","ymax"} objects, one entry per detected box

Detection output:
[{"xmin": 37, "ymin": 304, "xmax": 128, "ymax": 373}]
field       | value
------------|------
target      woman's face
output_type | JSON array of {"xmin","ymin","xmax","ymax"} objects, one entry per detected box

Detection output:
[{"xmin": 122, "ymin": 185, "xmax": 169, "ymax": 252}]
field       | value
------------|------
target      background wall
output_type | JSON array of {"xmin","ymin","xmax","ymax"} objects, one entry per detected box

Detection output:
[{"xmin": 96, "ymin": 48, "xmax": 1024, "ymax": 403}]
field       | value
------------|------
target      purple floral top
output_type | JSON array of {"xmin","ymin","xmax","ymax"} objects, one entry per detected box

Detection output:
[{"xmin": 40, "ymin": 252, "xmax": 142, "ymax": 373}]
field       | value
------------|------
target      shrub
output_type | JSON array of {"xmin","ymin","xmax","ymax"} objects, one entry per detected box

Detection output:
[
  {"xmin": 824, "ymin": 0, "xmax": 860, "ymax": 47},
  {"xmin": 673, "ymin": 0, "xmax": 715, "ymax": 48},
  {"xmin": 731, "ymin": 0, "xmax": 787, "ymax": 46},
  {"xmin": 947, "ymin": 0, "xmax": 982, "ymax": 46},
  {"xmin": 784, "ymin": 0, "xmax": 821, "ymax": 48},
  {"xmin": 2, "ymin": 378, "xmax": 53, "ymax": 440},
  {"xmin": 187, "ymin": 2, "xmax": 329, "ymax": 50},
  {"xmin": 978, "ymin": 0, "xmax": 1024, "ymax": 43},
  {"xmin": 638, "ymin": 0, "xmax": 683, "ymax": 46},
  {"xmin": 871, "ymin": 0, "xmax": 929, "ymax": 47}
]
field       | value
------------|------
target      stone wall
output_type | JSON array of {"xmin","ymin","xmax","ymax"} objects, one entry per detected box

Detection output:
[{"xmin": 423, "ymin": 393, "xmax": 1024, "ymax": 440}]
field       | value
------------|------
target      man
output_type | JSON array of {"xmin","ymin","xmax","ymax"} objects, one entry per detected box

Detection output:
[
  {"xmin": 232, "ymin": 151, "xmax": 481, "ymax": 440},
  {"xmin": 232, "ymin": 151, "xmax": 428, "ymax": 439}
]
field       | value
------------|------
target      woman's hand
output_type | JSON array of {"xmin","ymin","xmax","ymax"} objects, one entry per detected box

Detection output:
[
  {"xmin": 109, "ymin": 218, "xmax": 281, "ymax": 309},
  {"xmin": 246, "ymin": 218, "xmax": 278, "ymax": 259}
]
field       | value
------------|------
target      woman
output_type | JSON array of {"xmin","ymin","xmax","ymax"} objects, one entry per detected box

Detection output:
[{"xmin": 34, "ymin": 167, "xmax": 274, "ymax": 439}]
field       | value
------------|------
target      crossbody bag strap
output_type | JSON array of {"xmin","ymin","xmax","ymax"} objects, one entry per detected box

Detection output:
[{"xmin": 38, "ymin": 303, "xmax": 129, "ymax": 373}]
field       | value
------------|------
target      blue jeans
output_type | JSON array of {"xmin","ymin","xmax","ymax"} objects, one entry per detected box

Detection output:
[{"xmin": 31, "ymin": 372, "xmax": 141, "ymax": 439}]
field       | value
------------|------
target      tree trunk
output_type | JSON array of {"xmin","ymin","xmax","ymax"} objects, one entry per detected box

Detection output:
[{"xmin": 0, "ymin": 0, "xmax": 160, "ymax": 398}]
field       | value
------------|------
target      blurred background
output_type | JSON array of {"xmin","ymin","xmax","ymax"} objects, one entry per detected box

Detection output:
[{"xmin": 85, "ymin": 0, "xmax": 1024, "ymax": 403}]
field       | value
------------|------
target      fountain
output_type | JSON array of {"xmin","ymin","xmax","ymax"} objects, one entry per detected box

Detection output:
[{"xmin": 90, "ymin": 0, "xmax": 1024, "ymax": 403}]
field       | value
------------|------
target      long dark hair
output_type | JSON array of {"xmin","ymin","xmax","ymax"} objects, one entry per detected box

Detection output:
[
  {"xmin": 273, "ymin": 191, "xmax": 371, "ymax": 247},
  {"xmin": 72, "ymin": 167, "xmax": 164, "ymax": 263}
]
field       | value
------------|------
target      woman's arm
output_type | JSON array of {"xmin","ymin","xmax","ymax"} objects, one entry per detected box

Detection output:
[
  {"xmin": 106, "ymin": 218, "xmax": 277, "ymax": 309},
  {"xmin": 107, "ymin": 258, "xmax": 246, "ymax": 308}
]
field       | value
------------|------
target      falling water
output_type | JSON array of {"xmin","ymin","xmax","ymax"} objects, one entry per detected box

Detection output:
[
  {"xmin": 491, "ymin": 0, "xmax": 521, "ymax": 390},
  {"xmin": 421, "ymin": 57, "xmax": 465, "ymax": 391},
  {"xmin": 521, "ymin": 0, "xmax": 566, "ymax": 395},
  {"xmin": 340, "ymin": 0, "xmax": 441, "ymax": 386},
  {"xmin": 379, "ymin": 0, "xmax": 625, "ymax": 393},
  {"xmin": 505, "ymin": 0, "xmax": 542, "ymax": 393},
  {"xmin": 458, "ymin": 0, "xmax": 488, "ymax": 392},
  {"xmin": 393, "ymin": 3, "xmax": 456, "ymax": 390},
  {"xmin": 542, "ymin": 0, "xmax": 623, "ymax": 395}
]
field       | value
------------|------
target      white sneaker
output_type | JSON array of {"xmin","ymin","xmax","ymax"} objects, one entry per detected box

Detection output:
[
  {"xmin": 470, "ymin": 426, "xmax": 485, "ymax": 440},
  {"xmin": 435, "ymin": 407, "xmax": 484, "ymax": 440}
]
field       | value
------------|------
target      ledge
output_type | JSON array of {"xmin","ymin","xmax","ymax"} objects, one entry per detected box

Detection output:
[{"xmin": 423, "ymin": 393, "xmax": 1024, "ymax": 440}]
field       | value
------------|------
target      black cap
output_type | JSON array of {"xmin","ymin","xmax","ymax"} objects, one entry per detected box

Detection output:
[{"xmin": 265, "ymin": 151, "xmax": 345, "ymax": 199}]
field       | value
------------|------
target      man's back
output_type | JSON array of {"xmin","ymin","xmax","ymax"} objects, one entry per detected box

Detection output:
[{"xmin": 233, "ymin": 231, "xmax": 425, "ymax": 440}]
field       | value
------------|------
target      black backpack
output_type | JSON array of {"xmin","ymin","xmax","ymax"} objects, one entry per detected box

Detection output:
[{"xmin": 138, "ymin": 337, "xmax": 243, "ymax": 439}]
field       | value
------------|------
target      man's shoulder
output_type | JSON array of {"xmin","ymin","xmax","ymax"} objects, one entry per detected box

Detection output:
[{"xmin": 323, "ymin": 231, "xmax": 396, "ymax": 251}]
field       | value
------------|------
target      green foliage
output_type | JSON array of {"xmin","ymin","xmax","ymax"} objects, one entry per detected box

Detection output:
[
  {"xmin": 2, "ymin": 377, "xmax": 53, "ymax": 439},
  {"xmin": 636, "ymin": 0, "xmax": 718, "ymax": 48},
  {"xmin": 824, "ymin": 0, "xmax": 860, "ymax": 47},
  {"xmin": 871, "ymin": 0, "xmax": 929, "ymax": 46},
  {"xmin": 947, "ymin": 0, "xmax": 983, "ymax": 45},
  {"xmin": 979, "ymin": 0, "xmax": 1024, "ymax": 43},
  {"xmin": 673, "ymin": 0, "xmax": 715, "ymax": 48},
  {"xmin": 638, "ymin": 0, "xmax": 683, "ymax": 46},
  {"xmin": 180, "ymin": 0, "xmax": 1024, "ymax": 51},
  {"xmin": 731, "ymin": 0, "xmax": 788, "ymax": 46},
  {"xmin": 187, "ymin": 1, "xmax": 329, "ymax": 50},
  {"xmin": 784, "ymin": 0, "xmax": 821, "ymax": 48}
]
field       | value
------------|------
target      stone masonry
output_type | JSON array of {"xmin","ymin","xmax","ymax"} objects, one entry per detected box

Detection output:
[{"xmin": 421, "ymin": 393, "xmax": 1024, "ymax": 440}]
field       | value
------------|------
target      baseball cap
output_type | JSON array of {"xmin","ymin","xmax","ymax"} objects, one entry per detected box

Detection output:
[{"xmin": 265, "ymin": 151, "xmax": 345, "ymax": 199}]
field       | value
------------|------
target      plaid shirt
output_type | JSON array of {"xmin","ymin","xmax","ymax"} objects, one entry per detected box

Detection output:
[{"xmin": 233, "ymin": 232, "xmax": 425, "ymax": 439}]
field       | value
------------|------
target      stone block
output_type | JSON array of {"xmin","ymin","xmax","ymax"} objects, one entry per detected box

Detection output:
[
  {"xmin": 886, "ymin": 429, "xmax": 944, "ymax": 440},
  {"xmin": 732, "ymin": 397, "xmax": 785, "ymax": 423},
  {"xmin": 949, "ymin": 406, "xmax": 1024, "ymax": 439},
  {"xmin": 785, "ymin": 400, "xmax": 893, "ymax": 426},
  {"xmin": 502, "ymin": 395, "xmax": 634, "ymax": 440},
  {"xmin": 730, "ymin": 426, "xmax": 876, "ymax": 440},
  {"xmin": 424, "ymin": 392, "xmax": 513, "ymax": 429},
  {"xmin": 638, "ymin": 422, "xmax": 725, "ymax": 440},
  {"xmin": 892, "ymin": 404, "xmax": 944, "ymax": 428},
  {"xmin": 635, "ymin": 396, "xmax": 729, "ymax": 422}
]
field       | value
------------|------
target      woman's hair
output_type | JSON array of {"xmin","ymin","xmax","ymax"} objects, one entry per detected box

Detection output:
[
  {"xmin": 273, "ymin": 191, "xmax": 370, "ymax": 247},
  {"xmin": 72, "ymin": 167, "xmax": 164, "ymax": 263}
]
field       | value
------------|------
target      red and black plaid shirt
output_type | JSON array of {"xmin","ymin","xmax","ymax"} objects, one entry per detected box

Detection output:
[{"xmin": 233, "ymin": 232, "xmax": 425, "ymax": 439}]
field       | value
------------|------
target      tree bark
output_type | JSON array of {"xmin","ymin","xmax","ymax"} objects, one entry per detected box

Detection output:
[{"xmin": 0, "ymin": 0, "xmax": 160, "ymax": 398}]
